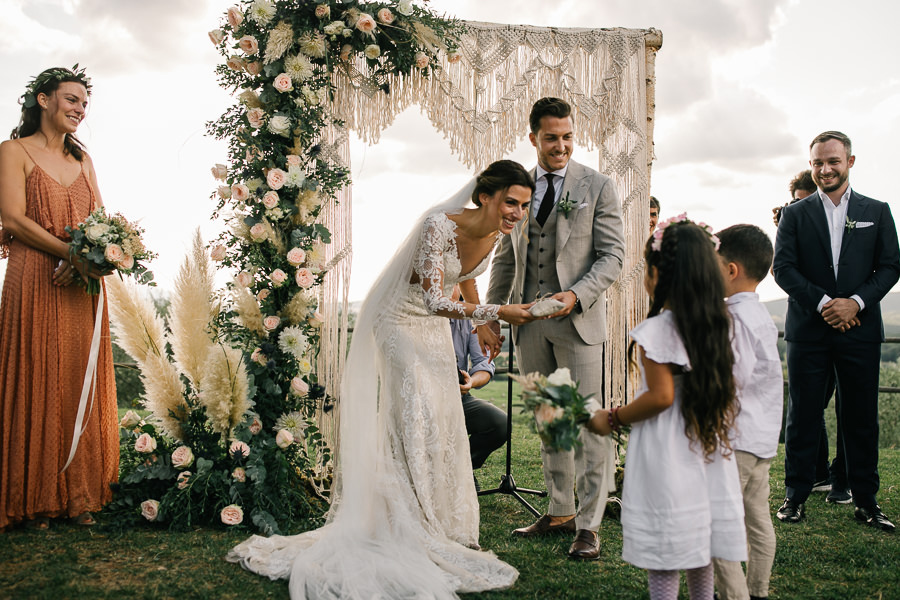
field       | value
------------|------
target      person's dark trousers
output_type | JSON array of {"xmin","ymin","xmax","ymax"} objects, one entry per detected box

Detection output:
[
  {"xmin": 462, "ymin": 393, "xmax": 508, "ymax": 469},
  {"xmin": 814, "ymin": 371, "xmax": 848, "ymax": 488},
  {"xmin": 785, "ymin": 339, "xmax": 881, "ymax": 507}
]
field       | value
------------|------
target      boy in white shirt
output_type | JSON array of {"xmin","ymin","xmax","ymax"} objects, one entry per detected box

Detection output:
[{"xmin": 713, "ymin": 224, "xmax": 784, "ymax": 600}]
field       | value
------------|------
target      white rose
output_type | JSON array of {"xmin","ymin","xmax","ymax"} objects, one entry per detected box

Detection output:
[
  {"xmin": 397, "ymin": 0, "xmax": 414, "ymax": 16},
  {"xmin": 323, "ymin": 21, "xmax": 344, "ymax": 36},
  {"xmin": 211, "ymin": 163, "xmax": 228, "ymax": 180},
  {"xmin": 210, "ymin": 244, "xmax": 227, "ymax": 261},
  {"xmin": 415, "ymin": 51, "xmax": 429, "ymax": 69},
  {"xmin": 209, "ymin": 29, "xmax": 226, "ymax": 46},
  {"xmin": 546, "ymin": 367, "xmax": 575, "ymax": 388},
  {"xmin": 275, "ymin": 429, "xmax": 295, "ymax": 448},
  {"xmin": 249, "ymin": 223, "xmax": 267, "ymax": 242},
  {"xmin": 119, "ymin": 410, "xmax": 141, "ymax": 429},
  {"xmin": 238, "ymin": 35, "xmax": 259, "ymax": 55},
  {"xmin": 273, "ymin": 73, "xmax": 293, "ymax": 93},
  {"xmin": 290, "ymin": 376, "xmax": 309, "ymax": 397},
  {"xmin": 286, "ymin": 247, "xmax": 306, "ymax": 267},
  {"xmin": 268, "ymin": 115, "xmax": 291, "ymax": 137},
  {"xmin": 85, "ymin": 222, "xmax": 110, "ymax": 242},
  {"xmin": 217, "ymin": 185, "xmax": 232, "ymax": 200},
  {"xmin": 364, "ymin": 44, "xmax": 381, "ymax": 60},
  {"xmin": 231, "ymin": 183, "xmax": 250, "ymax": 202}
]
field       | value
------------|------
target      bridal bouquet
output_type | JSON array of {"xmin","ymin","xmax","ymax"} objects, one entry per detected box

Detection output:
[
  {"xmin": 65, "ymin": 208, "xmax": 156, "ymax": 294},
  {"xmin": 513, "ymin": 367, "xmax": 593, "ymax": 451}
]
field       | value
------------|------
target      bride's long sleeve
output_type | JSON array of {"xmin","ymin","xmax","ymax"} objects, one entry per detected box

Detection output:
[{"xmin": 414, "ymin": 215, "xmax": 500, "ymax": 322}]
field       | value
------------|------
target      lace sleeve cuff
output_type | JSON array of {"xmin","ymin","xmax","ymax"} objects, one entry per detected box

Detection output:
[{"xmin": 472, "ymin": 304, "xmax": 500, "ymax": 323}]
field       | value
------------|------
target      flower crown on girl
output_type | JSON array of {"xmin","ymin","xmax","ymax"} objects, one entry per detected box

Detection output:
[
  {"xmin": 650, "ymin": 212, "xmax": 720, "ymax": 252},
  {"xmin": 20, "ymin": 64, "xmax": 92, "ymax": 109}
]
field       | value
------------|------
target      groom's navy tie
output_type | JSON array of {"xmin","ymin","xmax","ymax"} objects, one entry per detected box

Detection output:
[{"xmin": 536, "ymin": 174, "xmax": 556, "ymax": 227}]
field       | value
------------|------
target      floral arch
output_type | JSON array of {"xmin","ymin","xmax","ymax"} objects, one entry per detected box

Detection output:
[{"xmin": 110, "ymin": 1, "xmax": 661, "ymax": 534}]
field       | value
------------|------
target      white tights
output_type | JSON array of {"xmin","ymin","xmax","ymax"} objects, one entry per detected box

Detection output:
[{"xmin": 648, "ymin": 564, "xmax": 714, "ymax": 600}]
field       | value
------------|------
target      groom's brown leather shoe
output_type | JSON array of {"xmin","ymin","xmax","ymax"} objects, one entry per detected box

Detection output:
[
  {"xmin": 512, "ymin": 514, "xmax": 576, "ymax": 537},
  {"xmin": 567, "ymin": 529, "xmax": 600, "ymax": 560}
]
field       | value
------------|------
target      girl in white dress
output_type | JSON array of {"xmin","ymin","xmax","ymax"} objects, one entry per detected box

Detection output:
[
  {"xmin": 228, "ymin": 160, "xmax": 540, "ymax": 599},
  {"xmin": 588, "ymin": 218, "xmax": 747, "ymax": 600}
]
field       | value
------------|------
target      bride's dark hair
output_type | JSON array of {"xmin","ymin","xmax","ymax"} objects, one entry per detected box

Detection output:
[
  {"xmin": 643, "ymin": 222, "xmax": 737, "ymax": 460},
  {"xmin": 471, "ymin": 160, "xmax": 534, "ymax": 206}
]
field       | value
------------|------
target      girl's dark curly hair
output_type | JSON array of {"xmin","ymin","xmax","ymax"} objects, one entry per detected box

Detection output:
[{"xmin": 642, "ymin": 221, "xmax": 737, "ymax": 459}]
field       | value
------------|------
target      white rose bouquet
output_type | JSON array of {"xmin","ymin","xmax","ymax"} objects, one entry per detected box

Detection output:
[
  {"xmin": 512, "ymin": 367, "xmax": 600, "ymax": 451},
  {"xmin": 65, "ymin": 208, "xmax": 157, "ymax": 294}
]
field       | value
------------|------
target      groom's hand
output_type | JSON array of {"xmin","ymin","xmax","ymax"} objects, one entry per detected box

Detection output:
[
  {"xmin": 822, "ymin": 297, "xmax": 860, "ymax": 328},
  {"xmin": 546, "ymin": 290, "xmax": 578, "ymax": 318}
]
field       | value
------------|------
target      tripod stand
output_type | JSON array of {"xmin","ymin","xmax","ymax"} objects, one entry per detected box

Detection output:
[{"xmin": 477, "ymin": 332, "xmax": 547, "ymax": 517}]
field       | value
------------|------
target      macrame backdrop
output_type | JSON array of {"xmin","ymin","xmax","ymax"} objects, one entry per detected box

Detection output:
[{"xmin": 316, "ymin": 22, "xmax": 662, "ymax": 443}]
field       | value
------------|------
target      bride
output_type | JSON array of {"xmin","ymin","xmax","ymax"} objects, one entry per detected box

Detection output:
[{"xmin": 228, "ymin": 160, "xmax": 538, "ymax": 598}]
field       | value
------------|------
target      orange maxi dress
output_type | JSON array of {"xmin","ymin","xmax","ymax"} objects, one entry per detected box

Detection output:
[{"xmin": 0, "ymin": 151, "xmax": 118, "ymax": 530}]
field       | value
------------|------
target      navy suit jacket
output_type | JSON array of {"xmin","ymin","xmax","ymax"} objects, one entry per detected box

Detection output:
[{"xmin": 773, "ymin": 190, "xmax": 900, "ymax": 343}]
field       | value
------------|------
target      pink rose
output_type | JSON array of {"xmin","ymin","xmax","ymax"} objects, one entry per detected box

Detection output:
[
  {"xmin": 263, "ymin": 315, "xmax": 281, "ymax": 331},
  {"xmin": 226, "ymin": 55, "xmax": 244, "ymax": 71},
  {"xmin": 273, "ymin": 73, "xmax": 293, "ymax": 93},
  {"xmin": 314, "ymin": 4, "xmax": 330, "ymax": 18},
  {"xmin": 286, "ymin": 154, "xmax": 301, "ymax": 167},
  {"xmin": 290, "ymin": 376, "xmax": 309, "ymax": 397},
  {"xmin": 534, "ymin": 403, "xmax": 565, "ymax": 427},
  {"xmin": 218, "ymin": 185, "xmax": 231, "ymax": 200},
  {"xmin": 210, "ymin": 244, "xmax": 227, "ymax": 261},
  {"xmin": 231, "ymin": 183, "xmax": 250, "ymax": 202},
  {"xmin": 135, "ymin": 432, "xmax": 157, "ymax": 454},
  {"xmin": 235, "ymin": 271, "xmax": 253, "ymax": 287},
  {"xmin": 415, "ymin": 52, "xmax": 429, "ymax": 69},
  {"xmin": 248, "ymin": 415, "xmax": 262, "ymax": 435},
  {"xmin": 238, "ymin": 35, "xmax": 258, "ymax": 55},
  {"xmin": 275, "ymin": 429, "xmax": 295, "ymax": 449},
  {"xmin": 356, "ymin": 13, "xmax": 376, "ymax": 33},
  {"xmin": 250, "ymin": 348, "xmax": 267, "ymax": 366},
  {"xmin": 266, "ymin": 168, "xmax": 286, "ymax": 190},
  {"xmin": 245, "ymin": 61, "xmax": 262, "ymax": 76},
  {"xmin": 286, "ymin": 247, "xmax": 306, "ymax": 267},
  {"xmin": 262, "ymin": 191, "xmax": 279, "ymax": 209},
  {"xmin": 249, "ymin": 223, "xmax": 267, "ymax": 242},
  {"xmin": 340, "ymin": 44, "xmax": 353, "ymax": 61},
  {"xmin": 209, "ymin": 29, "xmax": 225, "ymax": 46},
  {"xmin": 211, "ymin": 163, "xmax": 228, "ymax": 180},
  {"xmin": 232, "ymin": 467, "xmax": 246, "ymax": 482},
  {"xmin": 104, "ymin": 243, "xmax": 124, "ymax": 264},
  {"xmin": 220, "ymin": 504, "xmax": 244, "ymax": 526},
  {"xmin": 295, "ymin": 268, "xmax": 315, "ymax": 288},
  {"xmin": 377, "ymin": 8, "xmax": 394, "ymax": 24},
  {"xmin": 308, "ymin": 311, "xmax": 324, "ymax": 327},
  {"xmin": 257, "ymin": 289, "xmax": 270, "ymax": 301},
  {"xmin": 227, "ymin": 6, "xmax": 244, "ymax": 28},
  {"xmin": 140, "ymin": 499, "xmax": 160, "ymax": 521},
  {"xmin": 229, "ymin": 440, "xmax": 250, "ymax": 458},
  {"xmin": 171, "ymin": 446, "xmax": 195, "ymax": 468},
  {"xmin": 246, "ymin": 107, "xmax": 265, "ymax": 129},
  {"xmin": 270, "ymin": 269, "xmax": 287, "ymax": 286},
  {"xmin": 119, "ymin": 410, "xmax": 141, "ymax": 428},
  {"xmin": 447, "ymin": 50, "xmax": 461, "ymax": 64},
  {"xmin": 176, "ymin": 471, "xmax": 191, "ymax": 490},
  {"xmin": 118, "ymin": 254, "xmax": 135, "ymax": 271}
]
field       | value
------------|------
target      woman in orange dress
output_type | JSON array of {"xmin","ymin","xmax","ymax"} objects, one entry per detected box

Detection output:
[{"xmin": 0, "ymin": 66, "xmax": 118, "ymax": 530}]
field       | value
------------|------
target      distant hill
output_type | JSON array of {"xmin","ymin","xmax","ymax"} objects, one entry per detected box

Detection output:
[{"xmin": 764, "ymin": 291, "xmax": 900, "ymax": 336}]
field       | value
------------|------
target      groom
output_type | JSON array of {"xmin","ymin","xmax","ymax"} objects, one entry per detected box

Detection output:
[{"xmin": 487, "ymin": 97, "xmax": 625, "ymax": 559}]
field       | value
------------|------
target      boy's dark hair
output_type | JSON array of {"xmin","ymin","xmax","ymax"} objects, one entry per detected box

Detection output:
[
  {"xmin": 529, "ymin": 97, "xmax": 572, "ymax": 133},
  {"xmin": 716, "ymin": 224, "xmax": 773, "ymax": 283},
  {"xmin": 649, "ymin": 196, "xmax": 660, "ymax": 211}
]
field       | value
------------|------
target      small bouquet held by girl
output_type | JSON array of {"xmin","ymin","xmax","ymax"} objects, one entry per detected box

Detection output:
[
  {"xmin": 514, "ymin": 367, "xmax": 627, "ymax": 451},
  {"xmin": 65, "ymin": 208, "xmax": 156, "ymax": 294}
]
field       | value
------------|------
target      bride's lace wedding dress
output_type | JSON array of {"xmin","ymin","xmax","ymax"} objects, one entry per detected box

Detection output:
[{"xmin": 228, "ymin": 212, "xmax": 518, "ymax": 599}]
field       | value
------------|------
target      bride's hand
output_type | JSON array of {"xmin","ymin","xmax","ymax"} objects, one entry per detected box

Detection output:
[
  {"xmin": 475, "ymin": 324, "xmax": 502, "ymax": 361},
  {"xmin": 498, "ymin": 303, "xmax": 537, "ymax": 326}
]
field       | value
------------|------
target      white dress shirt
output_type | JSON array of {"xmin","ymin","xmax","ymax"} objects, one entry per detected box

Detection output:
[
  {"xmin": 727, "ymin": 292, "xmax": 784, "ymax": 459},
  {"xmin": 532, "ymin": 164, "xmax": 567, "ymax": 219},
  {"xmin": 816, "ymin": 186, "xmax": 866, "ymax": 313}
]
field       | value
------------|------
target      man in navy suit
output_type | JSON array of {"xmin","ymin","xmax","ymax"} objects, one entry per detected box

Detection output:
[{"xmin": 773, "ymin": 131, "xmax": 900, "ymax": 532}]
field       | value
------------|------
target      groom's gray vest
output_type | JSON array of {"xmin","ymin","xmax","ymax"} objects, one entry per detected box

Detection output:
[{"xmin": 522, "ymin": 206, "xmax": 562, "ymax": 303}]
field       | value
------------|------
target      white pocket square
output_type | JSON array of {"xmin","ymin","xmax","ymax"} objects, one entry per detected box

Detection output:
[
  {"xmin": 857, "ymin": 221, "xmax": 875, "ymax": 228},
  {"xmin": 578, "ymin": 202, "xmax": 588, "ymax": 209}
]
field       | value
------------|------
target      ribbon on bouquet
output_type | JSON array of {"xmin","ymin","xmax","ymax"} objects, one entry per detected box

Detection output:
[{"xmin": 60, "ymin": 284, "xmax": 104, "ymax": 473}]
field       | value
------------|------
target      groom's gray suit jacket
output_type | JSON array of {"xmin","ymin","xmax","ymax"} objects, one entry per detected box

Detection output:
[{"xmin": 487, "ymin": 159, "xmax": 624, "ymax": 344}]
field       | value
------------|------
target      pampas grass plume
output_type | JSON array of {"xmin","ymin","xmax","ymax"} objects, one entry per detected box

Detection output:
[
  {"xmin": 232, "ymin": 286, "xmax": 267, "ymax": 336},
  {"xmin": 197, "ymin": 345, "xmax": 250, "ymax": 435},
  {"xmin": 141, "ymin": 353, "xmax": 188, "ymax": 441},
  {"xmin": 105, "ymin": 275, "xmax": 167, "ymax": 364}
]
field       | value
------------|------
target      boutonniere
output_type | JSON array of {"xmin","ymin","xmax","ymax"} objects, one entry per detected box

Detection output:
[
  {"xmin": 556, "ymin": 192, "xmax": 575, "ymax": 218},
  {"xmin": 845, "ymin": 216, "xmax": 857, "ymax": 231}
]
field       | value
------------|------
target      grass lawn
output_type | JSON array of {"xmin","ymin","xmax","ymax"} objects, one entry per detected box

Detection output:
[{"xmin": 2, "ymin": 378, "xmax": 898, "ymax": 599}]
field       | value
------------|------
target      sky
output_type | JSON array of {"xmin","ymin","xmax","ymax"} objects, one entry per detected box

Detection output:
[{"xmin": 1, "ymin": 0, "xmax": 899, "ymax": 304}]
